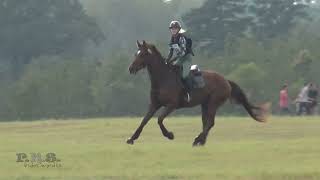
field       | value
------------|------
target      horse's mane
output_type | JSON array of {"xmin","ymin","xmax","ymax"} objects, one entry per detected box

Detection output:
[{"xmin": 147, "ymin": 44, "xmax": 165, "ymax": 61}]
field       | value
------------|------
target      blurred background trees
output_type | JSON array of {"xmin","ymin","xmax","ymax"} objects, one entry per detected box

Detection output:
[{"xmin": 0, "ymin": 0, "xmax": 320, "ymax": 120}]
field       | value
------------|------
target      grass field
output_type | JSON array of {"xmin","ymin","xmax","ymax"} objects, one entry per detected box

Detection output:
[{"xmin": 0, "ymin": 116, "xmax": 319, "ymax": 180}]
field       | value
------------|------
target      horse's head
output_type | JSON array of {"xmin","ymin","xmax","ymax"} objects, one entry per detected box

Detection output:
[{"xmin": 129, "ymin": 40, "xmax": 153, "ymax": 74}]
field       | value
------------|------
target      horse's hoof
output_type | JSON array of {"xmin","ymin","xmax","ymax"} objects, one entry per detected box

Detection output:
[
  {"xmin": 126, "ymin": 138, "xmax": 134, "ymax": 145},
  {"xmin": 192, "ymin": 137, "xmax": 205, "ymax": 147},
  {"xmin": 192, "ymin": 141, "xmax": 205, "ymax": 147},
  {"xmin": 166, "ymin": 132, "xmax": 174, "ymax": 140},
  {"xmin": 192, "ymin": 141, "xmax": 200, "ymax": 147},
  {"xmin": 199, "ymin": 141, "xmax": 206, "ymax": 146}
]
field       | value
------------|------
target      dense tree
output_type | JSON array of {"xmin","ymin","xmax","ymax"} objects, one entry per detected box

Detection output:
[
  {"xmin": 80, "ymin": 0, "xmax": 207, "ymax": 53},
  {"xmin": 182, "ymin": 0, "xmax": 312, "ymax": 55},
  {"xmin": 183, "ymin": 0, "xmax": 253, "ymax": 54},
  {"xmin": 10, "ymin": 56, "xmax": 98, "ymax": 119},
  {"xmin": 0, "ymin": 0, "xmax": 104, "ymax": 71},
  {"xmin": 250, "ymin": 0, "xmax": 310, "ymax": 40},
  {"xmin": 0, "ymin": 0, "xmax": 320, "ymax": 120}
]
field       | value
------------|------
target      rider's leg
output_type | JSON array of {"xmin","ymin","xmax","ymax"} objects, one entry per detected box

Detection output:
[
  {"xmin": 182, "ymin": 60, "xmax": 192, "ymax": 102},
  {"xmin": 182, "ymin": 67, "xmax": 192, "ymax": 102},
  {"xmin": 181, "ymin": 79, "xmax": 191, "ymax": 102},
  {"xmin": 175, "ymin": 55, "xmax": 192, "ymax": 102},
  {"xmin": 181, "ymin": 55, "xmax": 192, "ymax": 79}
]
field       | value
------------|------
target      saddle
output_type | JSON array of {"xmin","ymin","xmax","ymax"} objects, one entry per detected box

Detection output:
[
  {"xmin": 189, "ymin": 65, "xmax": 205, "ymax": 89},
  {"xmin": 168, "ymin": 63, "xmax": 205, "ymax": 90}
]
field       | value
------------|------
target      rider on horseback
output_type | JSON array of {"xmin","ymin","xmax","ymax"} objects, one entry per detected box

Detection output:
[{"xmin": 166, "ymin": 20, "xmax": 194, "ymax": 102}]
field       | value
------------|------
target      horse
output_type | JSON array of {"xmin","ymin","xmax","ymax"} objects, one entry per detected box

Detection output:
[{"xmin": 127, "ymin": 40, "xmax": 268, "ymax": 146}]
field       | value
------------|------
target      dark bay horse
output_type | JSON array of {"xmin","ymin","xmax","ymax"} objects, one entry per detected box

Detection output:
[{"xmin": 127, "ymin": 40, "xmax": 268, "ymax": 146}]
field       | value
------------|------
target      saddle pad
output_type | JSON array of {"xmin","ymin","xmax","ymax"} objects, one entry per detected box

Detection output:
[{"xmin": 192, "ymin": 74, "xmax": 205, "ymax": 89}]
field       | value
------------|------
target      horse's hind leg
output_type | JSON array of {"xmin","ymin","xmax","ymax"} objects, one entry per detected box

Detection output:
[
  {"xmin": 193, "ymin": 108, "xmax": 216, "ymax": 146},
  {"xmin": 192, "ymin": 104, "xmax": 209, "ymax": 146},
  {"xmin": 127, "ymin": 104, "xmax": 159, "ymax": 144},
  {"xmin": 193, "ymin": 97, "xmax": 225, "ymax": 146},
  {"xmin": 201, "ymin": 103, "xmax": 209, "ymax": 131},
  {"xmin": 158, "ymin": 105, "xmax": 176, "ymax": 140}
]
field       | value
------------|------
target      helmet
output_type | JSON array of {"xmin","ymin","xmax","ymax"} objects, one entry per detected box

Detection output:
[
  {"xmin": 169, "ymin": 21, "xmax": 182, "ymax": 29},
  {"xmin": 169, "ymin": 20, "xmax": 186, "ymax": 33}
]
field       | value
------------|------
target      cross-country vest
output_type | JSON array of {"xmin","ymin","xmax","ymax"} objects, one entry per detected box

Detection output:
[{"xmin": 170, "ymin": 33, "xmax": 194, "ymax": 56}]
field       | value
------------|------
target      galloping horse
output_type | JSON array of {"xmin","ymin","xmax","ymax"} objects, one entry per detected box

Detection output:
[{"xmin": 127, "ymin": 40, "xmax": 268, "ymax": 146}]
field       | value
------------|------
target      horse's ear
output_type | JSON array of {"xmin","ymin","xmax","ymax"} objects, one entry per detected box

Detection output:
[
  {"xmin": 142, "ymin": 40, "xmax": 146, "ymax": 46},
  {"xmin": 136, "ymin": 40, "xmax": 141, "ymax": 48}
]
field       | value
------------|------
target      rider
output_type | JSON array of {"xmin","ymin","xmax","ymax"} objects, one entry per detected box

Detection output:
[{"xmin": 166, "ymin": 20, "xmax": 193, "ymax": 102}]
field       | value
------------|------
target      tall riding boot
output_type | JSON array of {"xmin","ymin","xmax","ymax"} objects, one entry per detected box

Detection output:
[{"xmin": 182, "ymin": 79, "xmax": 191, "ymax": 102}]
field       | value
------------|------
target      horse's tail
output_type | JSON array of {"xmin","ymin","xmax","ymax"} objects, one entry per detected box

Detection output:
[{"xmin": 228, "ymin": 80, "xmax": 269, "ymax": 122}]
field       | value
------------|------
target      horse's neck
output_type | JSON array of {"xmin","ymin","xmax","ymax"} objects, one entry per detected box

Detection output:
[{"xmin": 147, "ymin": 56, "xmax": 177, "ymax": 89}]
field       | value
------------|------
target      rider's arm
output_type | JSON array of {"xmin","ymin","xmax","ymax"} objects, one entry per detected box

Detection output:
[
  {"xmin": 169, "ymin": 36, "xmax": 187, "ymax": 65},
  {"xmin": 167, "ymin": 35, "xmax": 187, "ymax": 64},
  {"xmin": 166, "ymin": 47, "xmax": 173, "ymax": 63},
  {"xmin": 178, "ymin": 36, "xmax": 187, "ymax": 57}
]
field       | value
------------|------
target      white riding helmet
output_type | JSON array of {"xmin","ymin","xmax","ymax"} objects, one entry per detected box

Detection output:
[{"xmin": 169, "ymin": 20, "xmax": 186, "ymax": 33}]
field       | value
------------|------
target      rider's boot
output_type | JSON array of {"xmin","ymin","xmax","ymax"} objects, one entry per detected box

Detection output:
[{"xmin": 182, "ymin": 79, "xmax": 192, "ymax": 102}]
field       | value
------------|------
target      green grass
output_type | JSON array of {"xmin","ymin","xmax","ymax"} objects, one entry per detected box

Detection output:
[{"xmin": 0, "ymin": 116, "xmax": 319, "ymax": 180}]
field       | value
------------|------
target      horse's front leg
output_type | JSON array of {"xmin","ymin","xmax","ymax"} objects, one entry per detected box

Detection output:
[
  {"xmin": 126, "ymin": 104, "xmax": 159, "ymax": 145},
  {"xmin": 158, "ymin": 105, "xmax": 176, "ymax": 140}
]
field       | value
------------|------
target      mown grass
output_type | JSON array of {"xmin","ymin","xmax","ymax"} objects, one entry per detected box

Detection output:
[{"xmin": 0, "ymin": 116, "xmax": 319, "ymax": 180}]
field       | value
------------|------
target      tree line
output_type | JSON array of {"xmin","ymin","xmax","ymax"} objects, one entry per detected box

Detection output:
[{"xmin": 0, "ymin": 0, "xmax": 319, "ymax": 120}]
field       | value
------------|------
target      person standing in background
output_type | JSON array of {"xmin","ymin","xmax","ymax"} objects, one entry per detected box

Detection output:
[
  {"xmin": 308, "ymin": 83, "xmax": 318, "ymax": 115},
  {"xmin": 279, "ymin": 84, "xmax": 290, "ymax": 115},
  {"xmin": 296, "ymin": 83, "xmax": 311, "ymax": 115}
]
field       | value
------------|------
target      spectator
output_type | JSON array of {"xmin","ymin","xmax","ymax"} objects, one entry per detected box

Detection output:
[
  {"xmin": 295, "ymin": 83, "xmax": 311, "ymax": 115},
  {"xmin": 279, "ymin": 84, "xmax": 290, "ymax": 115},
  {"xmin": 308, "ymin": 83, "xmax": 318, "ymax": 114}
]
